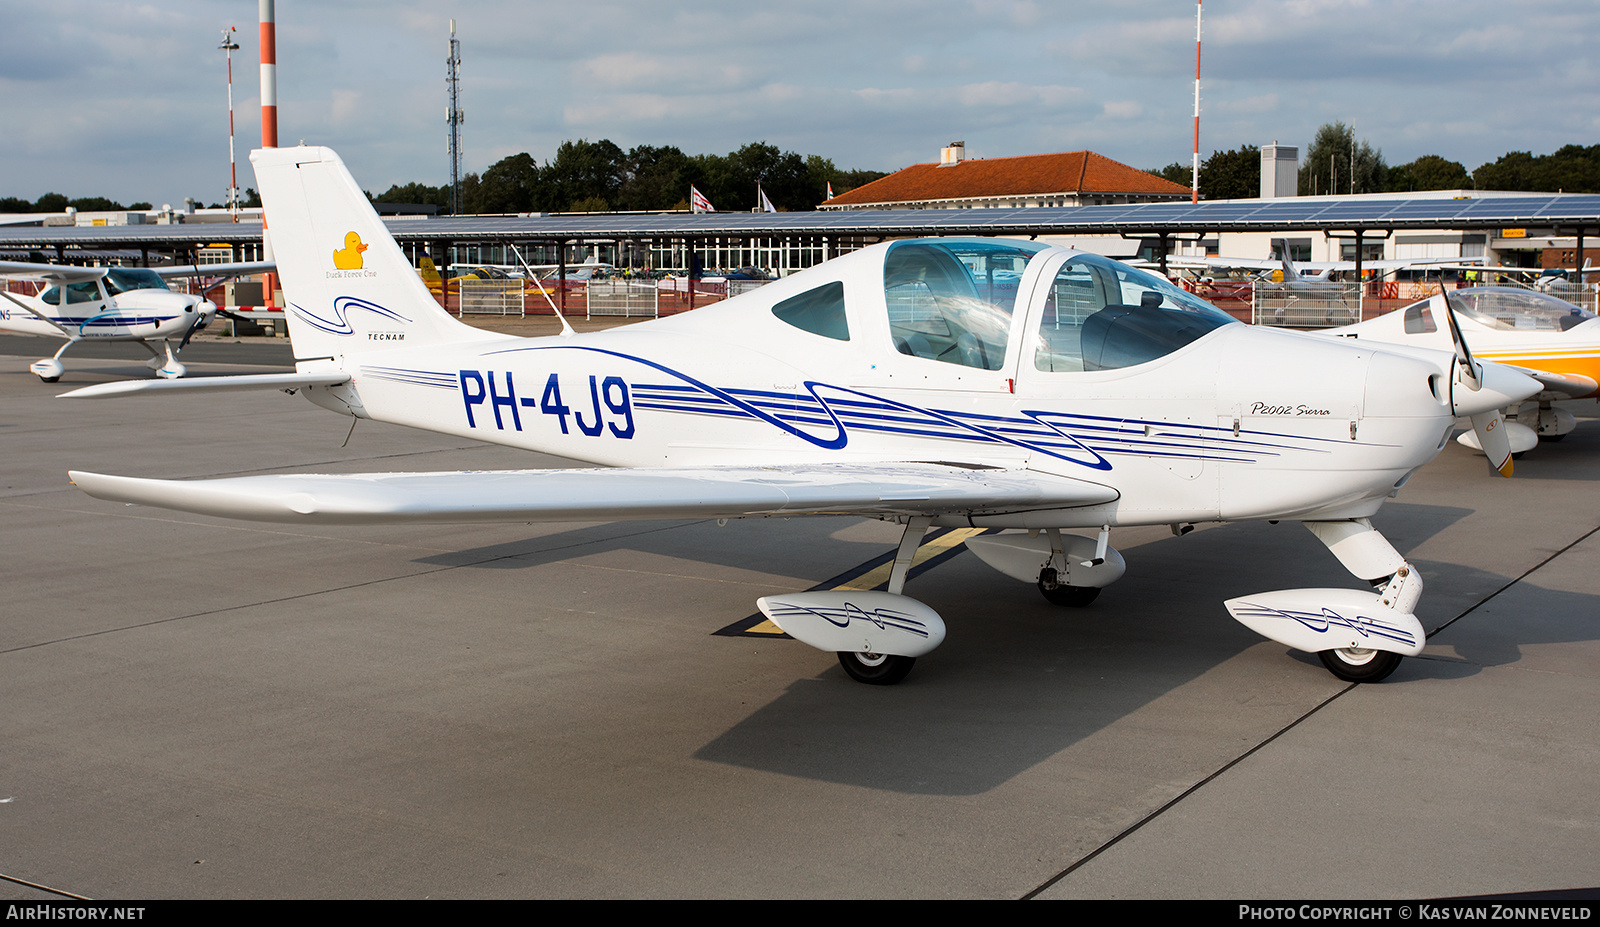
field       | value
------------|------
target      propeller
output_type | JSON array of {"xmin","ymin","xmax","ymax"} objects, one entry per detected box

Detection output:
[
  {"xmin": 1439, "ymin": 286, "xmax": 1514, "ymax": 477},
  {"xmin": 176, "ymin": 299, "xmax": 217, "ymax": 351}
]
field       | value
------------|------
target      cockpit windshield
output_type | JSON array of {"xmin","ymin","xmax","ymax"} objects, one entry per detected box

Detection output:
[
  {"xmin": 103, "ymin": 268, "xmax": 169, "ymax": 296},
  {"xmin": 1033, "ymin": 253, "xmax": 1238, "ymax": 372},
  {"xmin": 884, "ymin": 239, "xmax": 1048, "ymax": 371},
  {"xmin": 1437, "ymin": 287, "xmax": 1595, "ymax": 332}
]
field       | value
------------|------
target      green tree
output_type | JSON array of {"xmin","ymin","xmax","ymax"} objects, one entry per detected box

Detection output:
[
  {"xmin": 69, "ymin": 196, "xmax": 124, "ymax": 211},
  {"xmin": 376, "ymin": 182, "xmax": 449, "ymax": 213},
  {"xmin": 543, "ymin": 139, "xmax": 625, "ymax": 212},
  {"xmin": 707, "ymin": 142, "xmax": 810, "ymax": 211},
  {"xmin": 1472, "ymin": 145, "xmax": 1600, "ymax": 193},
  {"xmin": 1148, "ymin": 162, "xmax": 1192, "ymax": 187},
  {"xmin": 34, "ymin": 192, "xmax": 68, "ymax": 212},
  {"xmin": 1198, "ymin": 145, "xmax": 1259, "ymax": 200},
  {"xmin": 1385, "ymin": 155, "xmax": 1470, "ymax": 192},
  {"xmin": 1299, "ymin": 122, "xmax": 1387, "ymax": 195},
  {"xmin": 618, "ymin": 144, "xmax": 701, "ymax": 211},
  {"xmin": 475, "ymin": 152, "xmax": 543, "ymax": 214}
]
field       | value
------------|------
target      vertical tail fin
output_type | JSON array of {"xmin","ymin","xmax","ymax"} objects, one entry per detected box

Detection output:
[
  {"xmin": 250, "ymin": 146, "xmax": 488, "ymax": 362},
  {"xmin": 1271, "ymin": 237, "xmax": 1300, "ymax": 282}
]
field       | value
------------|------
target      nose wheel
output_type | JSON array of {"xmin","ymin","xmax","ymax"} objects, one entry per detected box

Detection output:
[{"xmin": 1318, "ymin": 647, "xmax": 1402, "ymax": 683}]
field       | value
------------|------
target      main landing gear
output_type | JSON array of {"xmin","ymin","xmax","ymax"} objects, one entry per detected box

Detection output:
[{"xmin": 755, "ymin": 516, "xmax": 947, "ymax": 686}]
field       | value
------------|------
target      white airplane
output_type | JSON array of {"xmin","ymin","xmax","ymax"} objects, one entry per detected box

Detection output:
[
  {"xmin": 61, "ymin": 146, "xmax": 1541, "ymax": 686},
  {"xmin": 0, "ymin": 260, "xmax": 272, "ymax": 381},
  {"xmin": 1325, "ymin": 286, "xmax": 1600, "ymax": 451}
]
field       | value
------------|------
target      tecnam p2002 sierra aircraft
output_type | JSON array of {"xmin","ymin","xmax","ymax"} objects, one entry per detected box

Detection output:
[{"xmin": 64, "ymin": 146, "xmax": 1539, "ymax": 686}]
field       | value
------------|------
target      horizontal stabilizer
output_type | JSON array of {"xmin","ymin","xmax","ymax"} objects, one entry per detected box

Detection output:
[
  {"xmin": 58, "ymin": 372, "xmax": 351, "ymax": 399},
  {"xmin": 67, "ymin": 463, "xmax": 1118, "ymax": 525}
]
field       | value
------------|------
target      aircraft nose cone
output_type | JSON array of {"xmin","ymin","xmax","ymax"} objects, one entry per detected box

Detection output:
[{"xmin": 1452, "ymin": 362, "xmax": 1541, "ymax": 417}]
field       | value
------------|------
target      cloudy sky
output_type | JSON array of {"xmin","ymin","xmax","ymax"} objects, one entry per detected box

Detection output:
[{"xmin": 2, "ymin": 0, "xmax": 1597, "ymax": 207}]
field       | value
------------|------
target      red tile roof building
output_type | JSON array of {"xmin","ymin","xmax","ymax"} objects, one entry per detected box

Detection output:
[{"xmin": 821, "ymin": 144, "xmax": 1193, "ymax": 211}]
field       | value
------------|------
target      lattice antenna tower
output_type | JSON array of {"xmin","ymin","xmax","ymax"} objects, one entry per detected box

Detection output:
[{"xmin": 447, "ymin": 20, "xmax": 464, "ymax": 214}]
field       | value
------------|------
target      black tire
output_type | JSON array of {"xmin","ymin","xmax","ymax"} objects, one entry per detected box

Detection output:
[
  {"xmin": 1037, "ymin": 580, "xmax": 1100, "ymax": 607},
  {"xmin": 1512, "ymin": 451, "xmax": 1525, "ymax": 460},
  {"xmin": 38, "ymin": 376, "xmax": 59, "ymax": 383},
  {"xmin": 1318, "ymin": 648, "xmax": 1402, "ymax": 683},
  {"xmin": 1540, "ymin": 433, "xmax": 1565, "ymax": 443},
  {"xmin": 837, "ymin": 651, "xmax": 916, "ymax": 685}
]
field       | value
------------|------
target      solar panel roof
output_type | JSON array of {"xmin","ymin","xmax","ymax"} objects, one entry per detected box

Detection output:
[{"xmin": 2, "ymin": 194, "xmax": 1597, "ymax": 252}]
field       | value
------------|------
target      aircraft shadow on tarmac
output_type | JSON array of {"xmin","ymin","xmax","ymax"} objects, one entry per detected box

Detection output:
[{"xmin": 411, "ymin": 500, "xmax": 1598, "ymax": 795}]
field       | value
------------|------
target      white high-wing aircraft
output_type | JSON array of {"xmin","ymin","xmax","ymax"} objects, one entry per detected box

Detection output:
[
  {"xmin": 62, "ymin": 146, "xmax": 1541, "ymax": 686},
  {"xmin": 1325, "ymin": 287, "xmax": 1600, "ymax": 452},
  {"xmin": 0, "ymin": 260, "xmax": 273, "ymax": 381}
]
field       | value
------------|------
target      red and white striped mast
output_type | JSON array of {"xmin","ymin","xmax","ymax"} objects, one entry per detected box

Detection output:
[
  {"xmin": 1191, "ymin": 0, "xmax": 1202, "ymax": 203},
  {"xmin": 259, "ymin": 0, "xmax": 278, "ymax": 306},
  {"xmin": 259, "ymin": 0, "xmax": 278, "ymax": 148}
]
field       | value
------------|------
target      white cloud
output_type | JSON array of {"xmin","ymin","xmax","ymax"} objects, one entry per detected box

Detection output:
[{"xmin": 3, "ymin": 0, "xmax": 1598, "ymax": 202}]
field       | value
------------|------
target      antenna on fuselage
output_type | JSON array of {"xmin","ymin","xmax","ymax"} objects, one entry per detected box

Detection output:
[{"xmin": 509, "ymin": 242, "xmax": 575, "ymax": 337}]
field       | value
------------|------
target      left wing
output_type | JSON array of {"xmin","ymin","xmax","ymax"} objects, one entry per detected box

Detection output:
[{"xmin": 68, "ymin": 463, "xmax": 1119, "ymax": 525}]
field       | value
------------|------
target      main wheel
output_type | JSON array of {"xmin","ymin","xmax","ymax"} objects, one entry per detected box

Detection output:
[
  {"xmin": 1318, "ymin": 647, "xmax": 1402, "ymax": 683},
  {"xmin": 837, "ymin": 651, "xmax": 916, "ymax": 685},
  {"xmin": 1540, "ymin": 433, "xmax": 1566, "ymax": 443},
  {"xmin": 37, "ymin": 375, "xmax": 60, "ymax": 383},
  {"xmin": 1037, "ymin": 568, "xmax": 1100, "ymax": 607}
]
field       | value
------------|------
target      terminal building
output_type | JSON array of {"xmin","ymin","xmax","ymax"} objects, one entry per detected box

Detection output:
[{"xmin": 820, "ymin": 143, "xmax": 1193, "ymax": 211}]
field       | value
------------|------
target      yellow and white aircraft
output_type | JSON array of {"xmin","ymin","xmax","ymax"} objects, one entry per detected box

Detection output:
[
  {"xmin": 61, "ymin": 147, "xmax": 1540, "ymax": 686},
  {"xmin": 0, "ymin": 260, "xmax": 272, "ymax": 381},
  {"xmin": 1327, "ymin": 287, "xmax": 1600, "ymax": 450}
]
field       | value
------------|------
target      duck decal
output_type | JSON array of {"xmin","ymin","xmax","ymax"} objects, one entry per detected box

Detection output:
[{"xmin": 333, "ymin": 232, "xmax": 369, "ymax": 270}]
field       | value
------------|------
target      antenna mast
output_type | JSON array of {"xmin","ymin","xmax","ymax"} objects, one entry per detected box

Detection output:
[
  {"xmin": 1191, "ymin": 0, "xmax": 1202, "ymax": 204},
  {"xmin": 447, "ymin": 20, "xmax": 464, "ymax": 214},
  {"xmin": 219, "ymin": 27, "xmax": 240, "ymax": 221}
]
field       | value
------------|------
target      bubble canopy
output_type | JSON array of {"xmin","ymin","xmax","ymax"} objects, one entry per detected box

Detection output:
[
  {"xmin": 1443, "ymin": 287, "xmax": 1595, "ymax": 332},
  {"xmin": 874, "ymin": 239, "xmax": 1237, "ymax": 373}
]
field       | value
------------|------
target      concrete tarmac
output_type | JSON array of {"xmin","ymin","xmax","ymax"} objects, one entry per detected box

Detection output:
[{"xmin": 2, "ymin": 344, "xmax": 1597, "ymax": 900}]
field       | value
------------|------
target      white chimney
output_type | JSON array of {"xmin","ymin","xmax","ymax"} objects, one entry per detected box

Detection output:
[
  {"xmin": 939, "ymin": 141, "xmax": 967, "ymax": 166},
  {"xmin": 1261, "ymin": 142, "xmax": 1298, "ymax": 198}
]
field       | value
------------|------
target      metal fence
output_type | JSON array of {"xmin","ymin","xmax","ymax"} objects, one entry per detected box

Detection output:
[
  {"xmin": 457, "ymin": 277, "xmax": 525, "ymax": 316},
  {"xmin": 585, "ymin": 281, "xmax": 660, "ymax": 319},
  {"xmin": 1251, "ymin": 283, "xmax": 1363, "ymax": 328}
]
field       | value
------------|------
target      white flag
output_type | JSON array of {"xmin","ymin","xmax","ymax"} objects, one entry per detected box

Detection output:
[
  {"xmin": 759, "ymin": 186, "xmax": 776, "ymax": 213},
  {"xmin": 690, "ymin": 185, "xmax": 715, "ymax": 213}
]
